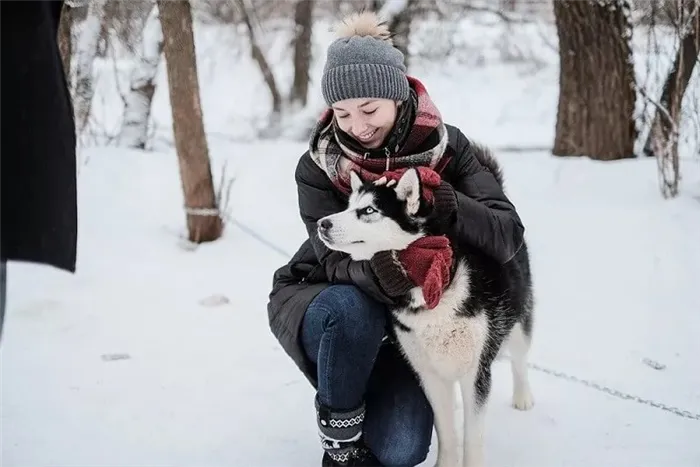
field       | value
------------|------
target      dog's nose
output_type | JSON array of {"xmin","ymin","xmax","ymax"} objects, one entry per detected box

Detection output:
[{"xmin": 318, "ymin": 219, "xmax": 332, "ymax": 231}]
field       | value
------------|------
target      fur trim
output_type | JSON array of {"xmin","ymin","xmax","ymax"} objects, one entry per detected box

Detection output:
[
  {"xmin": 334, "ymin": 11, "xmax": 393, "ymax": 45},
  {"xmin": 469, "ymin": 142, "xmax": 505, "ymax": 188}
]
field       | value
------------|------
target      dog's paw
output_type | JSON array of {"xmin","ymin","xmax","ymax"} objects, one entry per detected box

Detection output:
[{"xmin": 512, "ymin": 389, "xmax": 534, "ymax": 410}]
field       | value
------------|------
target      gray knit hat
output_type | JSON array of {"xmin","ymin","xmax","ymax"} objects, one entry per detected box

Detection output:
[{"xmin": 321, "ymin": 12, "xmax": 409, "ymax": 106}]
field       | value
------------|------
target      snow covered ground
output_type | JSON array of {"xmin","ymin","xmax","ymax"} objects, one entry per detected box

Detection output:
[{"xmin": 2, "ymin": 14, "xmax": 700, "ymax": 467}]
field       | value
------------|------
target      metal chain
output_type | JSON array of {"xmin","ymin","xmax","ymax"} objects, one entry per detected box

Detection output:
[
  {"xmin": 527, "ymin": 362, "xmax": 700, "ymax": 421},
  {"xmin": 224, "ymin": 218, "xmax": 700, "ymax": 422}
]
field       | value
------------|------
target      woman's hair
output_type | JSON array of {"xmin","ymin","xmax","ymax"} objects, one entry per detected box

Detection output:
[{"xmin": 321, "ymin": 11, "xmax": 409, "ymax": 106}]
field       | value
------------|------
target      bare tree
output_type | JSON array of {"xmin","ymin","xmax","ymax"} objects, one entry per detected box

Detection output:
[
  {"xmin": 552, "ymin": 0, "xmax": 637, "ymax": 160},
  {"xmin": 73, "ymin": 0, "xmax": 108, "ymax": 139},
  {"xmin": 158, "ymin": 0, "xmax": 223, "ymax": 243},
  {"xmin": 643, "ymin": 1, "xmax": 699, "ymax": 198},
  {"xmin": 118, "ymin": 3, "xmax": 164, "ymax": 149},
  {"xmin": 289, "ymin": 0, "xmax": 315, "ymax": 110},
  {"xmin": 102, "ymin": 0, "xmax": 153, "ymax": 54},
  {"xmin": 379, "ymin": 0, "xmax": 415, "ymax": 67},
  {"xmin": 500, "ymin": 0, "xmax": 518, "ymax": 12},
  {"xmin": 234, "ymin": 0, "xmax": 283, "ymax": 133},
  {"xmin": 58, "ymin": 2, "xmax": 73, "ymax": 82}
]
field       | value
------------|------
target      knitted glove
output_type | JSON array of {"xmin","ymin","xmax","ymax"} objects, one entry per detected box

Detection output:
[
  {"xmin": 371, "ymin": 235, "xmax": 453, "ymax": 309},
  {"xmin": 380, "ymin": 167, "xmax": 458, "ymax": 229}
]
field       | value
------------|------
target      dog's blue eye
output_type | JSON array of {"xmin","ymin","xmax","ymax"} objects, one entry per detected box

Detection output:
[{"xmin": 360, "ymin": 207, "xmax": 375, "ymax": 215}]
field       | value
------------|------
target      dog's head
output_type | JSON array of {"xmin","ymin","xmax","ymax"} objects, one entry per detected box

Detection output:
[{"xmin": 317, "ymin": 168, "xmax": 429, "ymax": 261}]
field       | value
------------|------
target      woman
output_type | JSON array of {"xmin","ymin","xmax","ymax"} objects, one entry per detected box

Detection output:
[{"xmin": 267, "ymin": 11, "xmax": 525, "ymax": 467}]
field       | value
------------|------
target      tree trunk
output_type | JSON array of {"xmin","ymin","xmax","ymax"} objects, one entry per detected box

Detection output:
[
  {"xmin": 289, "ymin": 0, "xmax": 314, "ymax": 109},
  {"xmin": 73, "ymin": 0, "xmax": 108, "ymax": 138},
  {"xmin": 379, "ymin": 0, "xmax": 414, "ymax": 68},
  {"xmin": 157, "ymin": 0, "xmax": 222, "ymax": 243},
  {"xmin": 645, "ymin": 4, "xmax": 699, "ymax": 198},
  {"xmin": 500, "ymin": 0, "xmax": 518, "ymax": 12},
  {"xmin": 552, "ymin": 0, "xmax": 637, "ymax": 160},
  {"xmin": 58, "ymin": 3, "xmax": 73, "ymax": 83},
  {"xmin": 643, "ymin": 6, "xmax": 699, "ymax": 157},
  {"xmin": 118, "ymin": 4, "xmax": 164, "ymax": 149},
  {"xmin": 235, "ymin": 0, "xmax": 282, "ymax": 132}
]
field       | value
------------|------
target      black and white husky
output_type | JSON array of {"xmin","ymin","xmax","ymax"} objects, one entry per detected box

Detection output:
[{"xmin": 316, "ymin": 151, "xmax": 535, "ymax": 467}]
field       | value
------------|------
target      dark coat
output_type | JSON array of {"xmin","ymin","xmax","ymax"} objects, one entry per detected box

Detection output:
[
  {"xmin": 267, "ymin": 124, "xmax": 525, "ymax": 385},
  {"xmin": 1, "ymin": 1, "xmax": 78, "ymax": 272}
]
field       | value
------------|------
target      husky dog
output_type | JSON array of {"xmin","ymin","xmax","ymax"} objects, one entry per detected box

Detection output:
[{"xmin": 316, "ymin": 153, "xmax": 535, "ymax": 467}]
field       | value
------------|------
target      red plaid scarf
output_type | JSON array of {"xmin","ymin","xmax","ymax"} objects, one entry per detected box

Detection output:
[{"xmin": 309, "ymin": 77, "xmax": 451, "ymax": 195}]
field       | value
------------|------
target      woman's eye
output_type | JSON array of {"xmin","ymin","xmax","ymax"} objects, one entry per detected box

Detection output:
[{"xmin": 364, "ymin": 109, "xmax": 377, "ymax": 115}]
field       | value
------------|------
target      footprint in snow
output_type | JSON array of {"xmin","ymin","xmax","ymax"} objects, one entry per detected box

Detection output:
[
  {"xmin": 101, "ymin": 353, "xmax": 131, "ymax": 362},
  {"xmin": 199, "ymin": 294, "xmax": 231, "ymax": 307},
  {"xmin": 642, "ymin": 358, "xmax": 666, "ymax": 371}
]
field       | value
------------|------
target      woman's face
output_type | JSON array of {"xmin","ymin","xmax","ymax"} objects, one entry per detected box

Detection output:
[{"xmin": 332, "ymin": 98, "xmax": 398, "ymax": 149}]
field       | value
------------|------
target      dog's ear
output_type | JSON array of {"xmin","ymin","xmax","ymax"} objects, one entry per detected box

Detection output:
[
  {"xmin": 349, "ymin": 170, "xmax": 363, "ymax": 192},
  {"xmin": 394, "ymin": 168, "xmax": 421, "ymax": 215}
]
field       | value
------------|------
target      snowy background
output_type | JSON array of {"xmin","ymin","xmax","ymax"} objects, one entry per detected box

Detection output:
[{"xmin": 2, "ymin": 5, "xmax": 700, "ymax": 467}]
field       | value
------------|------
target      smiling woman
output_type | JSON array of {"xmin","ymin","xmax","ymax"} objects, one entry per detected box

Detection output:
[
  {"xmin": 266, "ymin": 10, "xmax": 527, "ymax": 467},
  {"xmin": 331, "ymin": 98, "xmax": 399, "ymax": 149}
]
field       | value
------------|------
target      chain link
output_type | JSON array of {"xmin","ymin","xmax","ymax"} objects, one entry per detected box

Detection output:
[{"xmin": 527, "ymin": 362, "xmax": 700, "ymax": 421}]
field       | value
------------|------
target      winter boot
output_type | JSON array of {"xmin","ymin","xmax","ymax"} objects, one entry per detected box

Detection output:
[
  {"xmin": 316, "ymin": 398, "xmax": 382, "ymax": 466},
  {"xmin": 321, "ymin": 449, "xmax": 381, "ymax": 467}
]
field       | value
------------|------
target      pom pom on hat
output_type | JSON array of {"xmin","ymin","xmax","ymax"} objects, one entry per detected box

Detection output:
[{"xmin": 321, "ymin": 11, "xmax": 409, "ymax": 106}]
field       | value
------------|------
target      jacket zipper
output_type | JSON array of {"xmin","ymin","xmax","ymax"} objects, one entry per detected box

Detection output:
[{"xmin": 298, "ymin": 264, "xmax": 321, "ymax": 284}]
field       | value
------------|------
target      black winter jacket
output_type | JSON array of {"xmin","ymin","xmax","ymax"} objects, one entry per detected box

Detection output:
[
  {"xmin": 1, "ymin": 1, "xmax": 77, "ymax": 272},
  {"xmin": 267, "ymin": 124, "xmax": 525, "ymax": 385}
]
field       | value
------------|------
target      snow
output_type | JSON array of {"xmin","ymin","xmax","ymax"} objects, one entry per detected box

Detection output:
[{"xmin": 3, "ymin": 13, "xmax": 700, "ymax": 467}]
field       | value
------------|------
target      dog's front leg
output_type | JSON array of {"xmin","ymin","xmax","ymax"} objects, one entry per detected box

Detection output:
[
  {"xmin": 459, "ymin": 367, "xmax": 489, "ymax": 467},
  {"xmin": 419, "ymin": 370, "xmax": 459, "ymax": 467},
  {"xmin": 396, "ymin": 330, "xmax": 460, "ymax": 467}
]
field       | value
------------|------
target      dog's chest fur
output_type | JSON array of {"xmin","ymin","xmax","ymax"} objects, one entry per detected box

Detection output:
[{"xmin": 392, "ymin": 260, "xmax": 489, "ymax": 380}]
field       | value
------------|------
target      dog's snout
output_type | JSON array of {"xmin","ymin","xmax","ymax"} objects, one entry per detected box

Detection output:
[{"xmin": 318, "ymin": 218, "xmax": 333, "ymax": 231}]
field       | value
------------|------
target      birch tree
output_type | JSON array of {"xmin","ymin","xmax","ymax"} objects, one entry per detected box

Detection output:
[
  {"xmin": 58, "ymin": 2, "xmax": 73, "ymax": 83},
  {"xmin": 118, "ymin": 3, "xmax": 164, "ymax": 149},
  {"xmin": 72, "ymin": 0, "xmax": 108, "ymax": 138}
]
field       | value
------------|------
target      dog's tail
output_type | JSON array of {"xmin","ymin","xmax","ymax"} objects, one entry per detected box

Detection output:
[{"xmin": 470, "ymin": 141, "xmax": 505, "ymax": 188}]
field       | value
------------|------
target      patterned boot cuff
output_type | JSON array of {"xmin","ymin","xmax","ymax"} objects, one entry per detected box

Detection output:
[{"xmin": 316, "ymin": 398, "xmax": 366, "ymax": 463}]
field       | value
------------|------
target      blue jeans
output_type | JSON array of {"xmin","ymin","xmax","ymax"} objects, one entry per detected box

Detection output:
[{"xmin": 301, "ymin": 285, "xmax": 434, "ymax": 466}]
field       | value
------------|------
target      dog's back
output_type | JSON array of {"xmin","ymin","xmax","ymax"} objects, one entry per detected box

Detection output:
[{"xmin": 447, "ymin": 142, "xmax": 533, "ymax": 343}]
